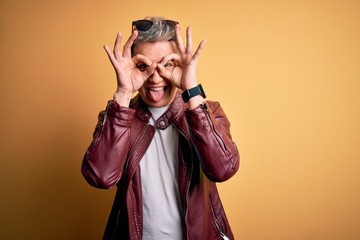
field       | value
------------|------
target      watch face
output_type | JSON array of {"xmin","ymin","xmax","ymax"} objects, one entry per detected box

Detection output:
[{"xmin": 181, "ymin": 84, "xmax": 206, "ymax": 102}]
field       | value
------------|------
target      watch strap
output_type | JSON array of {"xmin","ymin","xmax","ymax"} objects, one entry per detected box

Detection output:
[{"xmin": 181, "ymin": 84, "xmax": 206, "ymax": 102}]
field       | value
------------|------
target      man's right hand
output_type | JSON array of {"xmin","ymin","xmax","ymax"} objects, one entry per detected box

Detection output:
[{"xmin": 103, "ymin": 31, "xmax": 154, "ymax": 106}]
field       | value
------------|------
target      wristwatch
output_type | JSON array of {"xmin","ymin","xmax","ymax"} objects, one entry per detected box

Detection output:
[{"xmin": 181, "ymin": 84, "xmax": 206, "ymax": 102}]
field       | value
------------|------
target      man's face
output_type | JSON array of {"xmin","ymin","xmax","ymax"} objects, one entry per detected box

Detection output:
[{"xmin": 133, "ymin": 41, "xmax": 178, "ymax": 107}]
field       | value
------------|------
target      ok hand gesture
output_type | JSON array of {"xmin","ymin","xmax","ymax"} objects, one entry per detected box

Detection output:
[
  {"xmin": 158, "ymin": 25, "xmax": 206, "ymax": 91},
  {"xmin": 104, "ymin": 31, "xmax": 154, "ymax": 106}
]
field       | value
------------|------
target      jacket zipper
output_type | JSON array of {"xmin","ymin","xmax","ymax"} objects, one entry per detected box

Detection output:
[
  {"xmin": 127, "ymin": 124, "xmax": 150, "ymax": 239},
  {"xmin": 176, "ymin": 126, "xmax": 193, "ymax": 240},
  {"xmin": 210, "ymin": 197, "xmax": 230, "ymax": 240},
  {"xmin": 201, "ymin": 105, "xmax": 228, "ymax": 154}
]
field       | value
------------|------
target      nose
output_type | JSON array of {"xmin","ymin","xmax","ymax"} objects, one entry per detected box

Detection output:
[{"xmin": 148, "ymin": 64, "xmax": 163, "ymax": 84}]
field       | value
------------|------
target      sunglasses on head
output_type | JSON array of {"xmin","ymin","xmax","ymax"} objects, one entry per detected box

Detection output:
[{"xmin": 132, "ymin": 19, "xmax": 179, "ymax": 32}]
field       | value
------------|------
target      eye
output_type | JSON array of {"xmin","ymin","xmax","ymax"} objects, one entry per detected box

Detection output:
[
  {"xmin": 163, "ymin": 60, "xmax": 176, "ymax": 70},
  {"xmin": 137, "ymin": 63, "xmax": 148, "ymax": 72}
]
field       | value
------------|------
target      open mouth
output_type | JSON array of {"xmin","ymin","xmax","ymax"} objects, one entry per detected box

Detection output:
[
  {"xmin": 147, "ymin": 86, "xmax": 168, "ymax": 102},
  {"xmin": 148, "ymin": 86, "xmax": 168, "ymax": 92}
]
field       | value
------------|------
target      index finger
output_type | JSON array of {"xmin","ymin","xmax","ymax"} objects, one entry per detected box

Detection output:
[
  {"xmin": 132, "ymin": 54, "xmax": 152, "ymax": 66},
  {"xmin": 160, "ymin": 53, "xmax": 180, "ymax": 65}
]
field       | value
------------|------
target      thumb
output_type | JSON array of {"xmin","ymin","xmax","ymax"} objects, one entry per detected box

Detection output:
[{"xmin": 144, "ymin": 62, "xmax": 156, "ymax": 77}]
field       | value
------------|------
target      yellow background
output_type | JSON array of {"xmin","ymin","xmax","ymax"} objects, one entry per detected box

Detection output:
[{"xmin": 1, "ymin": 0, "xmax": 359, "ymax": 239}]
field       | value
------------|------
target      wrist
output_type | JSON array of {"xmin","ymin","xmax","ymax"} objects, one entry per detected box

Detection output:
[
  {"xmin": 187, "ymin": 95, "xmax": 205, "ymax": 110},
  {"xmin": 182, "ymin": 82, "xmax": 198, "ymax": 91},
  {"xmin": 113, "ymin": 89, "xmax": 133, "ymax": 107}
]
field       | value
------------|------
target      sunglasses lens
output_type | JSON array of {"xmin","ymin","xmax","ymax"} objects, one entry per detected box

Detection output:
[
  {"xmin": 133, "ymin": 19, "xmax": 179, "ymax": 32},
  {"xmin": 165, "ymin": 20, "xmax": 178, "ymax": 30},
  {"xmin": 134, "ymin": 20, "xmax": 153, "ymax": 32}
]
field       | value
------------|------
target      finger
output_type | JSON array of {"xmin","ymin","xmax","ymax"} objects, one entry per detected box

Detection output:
[
  {"xmin": 192, "ymin": 40, "xmax": 206, "ymax": 62},
  {"xmin": 104, "ymin": 45, "xmax": 119, "ymax": 66},
  {"xmin": 145, "ymin": 62, "xmax": 157, "ymax": 76},
  {"xmin": 186, "ymin": 26, "xmax": 193, "ymax": 54},
  {"xmin": 113, "ymin": 32, "xmax": 123, "ymax": 60},
  {"xmin": 175, "ymin": 24, "xmax": 185, "ymax": 54},
  {"xmin": 158, "ymin": 64, "xmax": 181, "ymax": 88},
  {"xmin": 132, "ymin": 54, "xmax": 152, "ymax": 66},
  {"xmin": 156, "ymin": 64, "xmax": 170, "ymax": 78},
  {"xmin": 123, "ymin": 30, "xmax": 138, "ymax": 58},
  {"xmin": 160, "ymin": 53, "xmax": 180, "ymax": 64}
]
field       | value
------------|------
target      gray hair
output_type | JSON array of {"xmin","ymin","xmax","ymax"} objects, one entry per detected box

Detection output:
[{"xmin": 132, "ymin": 16, "xmax": 176, "ymax": 49}]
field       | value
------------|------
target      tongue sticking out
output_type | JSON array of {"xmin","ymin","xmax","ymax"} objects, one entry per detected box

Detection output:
[{"xmin": 148, "ymin": 87, "xmax": 165, "ymax": 102}]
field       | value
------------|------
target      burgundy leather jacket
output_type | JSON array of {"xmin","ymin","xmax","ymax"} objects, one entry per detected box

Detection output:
[{"xmin": 81, "ymin": 93, "xmax": 240, "ymax": 240}]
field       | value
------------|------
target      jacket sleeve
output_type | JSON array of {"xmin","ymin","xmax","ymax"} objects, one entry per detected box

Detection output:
[
  {"xmin": 185, "ymin": 101, "xmax": 240, "ymax": 182},
  {"xmin": 81, "ymin": 100, "xmax": 135, "ymax": 189}
]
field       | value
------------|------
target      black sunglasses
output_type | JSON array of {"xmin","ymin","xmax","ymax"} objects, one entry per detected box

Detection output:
[{"xmin": 132, "ymin": 19, "xmax": 179, "ymax": 32}]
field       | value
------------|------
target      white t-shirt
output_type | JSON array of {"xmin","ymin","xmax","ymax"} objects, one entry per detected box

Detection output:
[{"xmin": 139, "ymin": 106, "xmax": 183, "ymax": 240}]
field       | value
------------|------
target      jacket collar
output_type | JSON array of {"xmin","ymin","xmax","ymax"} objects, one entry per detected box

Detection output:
[{"xmin": 131, "ymin": 92, "xmax": 187, "ymax": 131}]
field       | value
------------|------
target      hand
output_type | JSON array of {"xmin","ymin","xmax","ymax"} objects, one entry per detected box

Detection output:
[
  {"xmin": 158, "ymin": 25, "xmax": 206, "ymax": 90},
  {"xmin": 104, "ymin": 31, "xmax": 155, "ymax": 105}
]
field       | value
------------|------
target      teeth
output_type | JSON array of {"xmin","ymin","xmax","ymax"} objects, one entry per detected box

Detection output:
[{"xmin": 149, "ymin": 87, "xmax": 164, "ymax": 92}]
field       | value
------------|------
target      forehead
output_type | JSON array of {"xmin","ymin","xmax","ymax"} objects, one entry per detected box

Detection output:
[{"xmin": 133, "ymin": 41, "xmax": 177, "ymax": 62}]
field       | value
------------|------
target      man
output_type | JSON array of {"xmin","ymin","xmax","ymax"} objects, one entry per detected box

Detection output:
[{"xmin": 82, "ymin": 16, "xmax": 240, "ymax": 240}]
